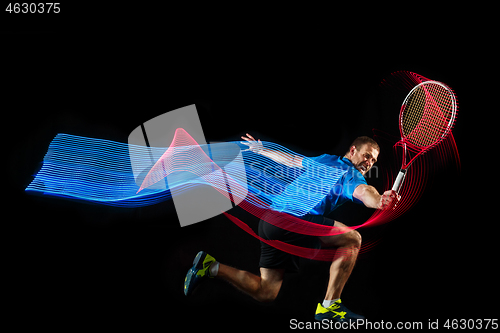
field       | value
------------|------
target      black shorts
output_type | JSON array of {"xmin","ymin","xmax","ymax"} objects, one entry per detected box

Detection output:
[{"xmin": 258, "ymin": 212, "xmax": 335, "ymax": 272}]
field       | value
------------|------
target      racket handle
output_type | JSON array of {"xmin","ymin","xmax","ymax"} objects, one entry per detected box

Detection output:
[{"xmin": 391, "ymin": 169, "xmax": 407, "ymax": 194}]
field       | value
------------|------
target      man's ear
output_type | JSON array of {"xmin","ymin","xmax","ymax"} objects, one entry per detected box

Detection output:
[{"xmin": 349, "ymin": 145, "xmax": 357, "ymax": 156}]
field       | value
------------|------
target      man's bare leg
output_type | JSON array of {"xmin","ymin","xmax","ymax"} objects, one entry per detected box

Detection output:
[
  {"xmin": 217, "ymin": 265, "xmax": 285, "ymax": 303},
  {"xmin": 314, "ymin": 222, "xmax": 365, "ymax": 321},
  {"xmin": 319, "ymin": 221, "xmax": 362, "ymax": 301}
]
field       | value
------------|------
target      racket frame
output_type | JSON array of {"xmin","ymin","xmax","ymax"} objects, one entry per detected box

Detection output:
[{"xmin": 391, "ymin": 80, "xmax": 457, "ymax": 193}]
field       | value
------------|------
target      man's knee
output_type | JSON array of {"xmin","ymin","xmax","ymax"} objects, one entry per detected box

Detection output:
[
  {"xmin": 350, "ymin": 230, "xmax": 362, "ymax": 248},
  {"xmin": 256, "ymin": 285, "xmax": 280, "ymax": 303},
  {"xmin": 256, "ymin": 268, "xmax": 283, "ymax": 303}
]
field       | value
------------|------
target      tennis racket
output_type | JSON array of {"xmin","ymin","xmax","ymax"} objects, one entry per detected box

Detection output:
[{"xmin": 391, "ymin": 80, "xmax": 458, "ymax": 193}]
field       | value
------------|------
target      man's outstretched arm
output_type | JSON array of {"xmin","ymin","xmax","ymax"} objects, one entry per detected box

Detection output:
[
  {"xmin": 241, "ymin": 133, "xmax": 303, "ymax": 168},
  {"xmin": 353, "ymin": 184, "xmax": 400, "ymax": 210}
]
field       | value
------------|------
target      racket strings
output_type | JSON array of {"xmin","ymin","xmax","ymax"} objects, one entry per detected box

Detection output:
[{"xmin": 402, "ymin": 83, "xmax": 455, "ymax": 148}]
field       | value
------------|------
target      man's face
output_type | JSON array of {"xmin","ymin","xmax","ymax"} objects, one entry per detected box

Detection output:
[{"xmin": 349, "ymin": 144, "xmax": 379, "ymax": 176}]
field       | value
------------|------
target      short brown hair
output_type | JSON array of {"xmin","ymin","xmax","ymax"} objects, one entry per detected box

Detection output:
[{"xmin": 346, "ymin": 136, "xmax": 380, "ymax": 155}]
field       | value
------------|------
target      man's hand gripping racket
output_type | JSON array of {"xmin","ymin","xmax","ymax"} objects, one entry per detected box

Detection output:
[{"xmin": 391, "ymin": 80, "xmax": 458, "ymax": 194}]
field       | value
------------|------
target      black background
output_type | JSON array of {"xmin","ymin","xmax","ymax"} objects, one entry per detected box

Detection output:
[{"xmin": 4, "ymin": 6, "xmax": 497, "ymax": 330}]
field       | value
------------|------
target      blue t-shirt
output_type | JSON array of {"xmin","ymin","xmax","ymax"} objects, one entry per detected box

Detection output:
[{"xmin": 306, "ymin": 154, "xmax": 367, "ymax": 216}]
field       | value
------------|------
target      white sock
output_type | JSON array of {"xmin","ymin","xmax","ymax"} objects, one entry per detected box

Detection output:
[
  {"xmin": 209, "ymin": 261, "xmax": 219, "ymax": 277},
  {"xmin": 322, "ymin": 298, "xmax": 340, "ymax": 308}
]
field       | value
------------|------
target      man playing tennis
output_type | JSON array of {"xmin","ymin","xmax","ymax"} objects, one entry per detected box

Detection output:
[{"xmin": 184, "ymin": 134, "xmax": 399, "ymax": 322}]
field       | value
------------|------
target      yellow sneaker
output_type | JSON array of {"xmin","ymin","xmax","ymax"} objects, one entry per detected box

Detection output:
[
  {"xmin": 184, "ymin": 251, "xmax": 216, "ymax": 296},
  {"xmin": 314, "ymin": 299, "xmax": 364, "ymax": 322}
]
